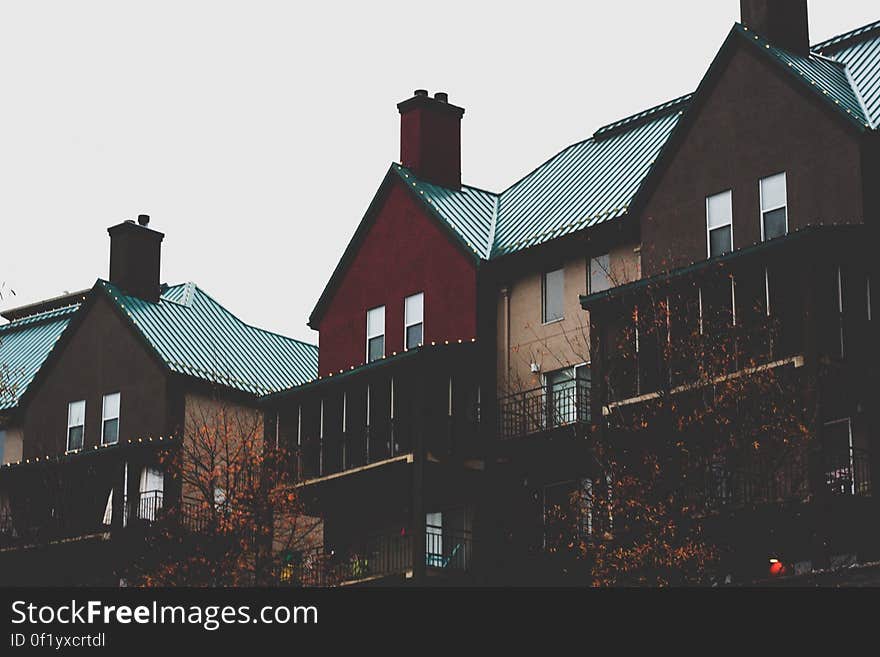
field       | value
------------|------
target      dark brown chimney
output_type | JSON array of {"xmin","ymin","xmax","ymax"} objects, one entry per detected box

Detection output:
[
  {"xmin": 107, "ymin": 217, "xmax": 164, "ymax": 302},
  {"xmin": 740, "ymin": 0, "xmax": 810, "ymax": 55},
  {"xmin": 397, "ymin": 90, "xmax": 465, "ymax": 189}
]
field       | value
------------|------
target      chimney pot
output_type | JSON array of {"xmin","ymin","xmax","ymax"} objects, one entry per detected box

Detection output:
[
  {"xmin": 414, "ymin": 89, "xmax": 429, "ymax": 97},
  {"xmin": 137, "ymin": 214, "xmax": 150, "ymax": 226},
  {"xmin": 434, "ymin": 92, "xmax": 448, "ymax": 103}
]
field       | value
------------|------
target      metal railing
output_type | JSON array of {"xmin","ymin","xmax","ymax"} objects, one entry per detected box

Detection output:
[
  {"xmin": 294, "ymin": 414, "xmax": 482, "ymax": 481},
  {"xmin": 279, "ymin": 525, "xmax": 474, "ymax": 586},
  {"xmin": 684, "ymin": 447, "xmax": 872, "ymax": 514},
  {"xmin": 498, "ymin": 380, "xmax": 591, "ymax": 440}
]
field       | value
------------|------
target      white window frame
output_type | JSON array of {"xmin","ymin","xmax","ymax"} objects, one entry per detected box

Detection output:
[
  {"xmin": 366, "ymin": 305, "xmax": 385, "ymax": 362},
  {"xmin": 101, "ymin": 392, "xmax": 121, "ymax": 446},
  {"xmin": 542, "ymin": 267, "xmax": 565, "ymax": 324},
  {"xmin": 706, "ymin": 190, "xmax": 733, "ymax": 258},
  {"xmin": 404, "ymin": 292, "xmax": 424, "ymax": 350},
  {"xmin": 759, "ymin": 172, "xmax": 788, "ymax": 242},
  {"xmin": 66, "ymin": 400, "xmax": 86, "ymax": 453}
]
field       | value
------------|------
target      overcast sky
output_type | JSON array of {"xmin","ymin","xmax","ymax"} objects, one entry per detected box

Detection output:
[{"xmin": 1, "ymin": 1, "xmax": 876, "ymax": 343}]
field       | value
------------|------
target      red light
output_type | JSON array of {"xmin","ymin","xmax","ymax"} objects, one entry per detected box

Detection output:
[{"xmin": 769, "ymin": 559, "xmax": 785, "ymax": 577}]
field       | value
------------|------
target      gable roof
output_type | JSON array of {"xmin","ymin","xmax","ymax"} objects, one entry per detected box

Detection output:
[
  {"xmin": 0, "ymin": 302, "xmax": 81, "ymax": 411},
  {"xmin": 311, "ymin": 18, "xmax": 880, "ymax": 328},
  {"xmin": 394, "ymin": 20, "xmax": 880, "ymax": 258},
  {"xmin": 1, "ymin": 280, "xmax": 318, "ymax": 411},
  {"xmin": 96, "ymin": 280, "xmax": 318, "ymax": 396}
]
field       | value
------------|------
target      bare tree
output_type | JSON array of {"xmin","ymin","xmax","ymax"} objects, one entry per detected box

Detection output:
[{"xmin": 127, "ymin": 392, "xmax": 321, "ymax": 587}]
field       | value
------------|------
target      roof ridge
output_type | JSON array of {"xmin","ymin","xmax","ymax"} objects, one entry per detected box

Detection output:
[
  {"xmin": 0, "ymin": 303, "xmax": 80, "ymax": 333},
  {"xmin": 812, "ymin": 19, "xmax": 880, "ymax": 54},
  {"xmin": 593, "ymin": 92, "xmax": 694, "ymax": 140},
  {"xmin": 184, "ymin": 283, "xmax": 318, "ymax": 350}
]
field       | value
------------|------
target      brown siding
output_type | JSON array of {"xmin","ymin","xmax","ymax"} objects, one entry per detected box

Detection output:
[
  {"xmin": 641, "ymin": 43, "xmax": 864, "ymax": 276},
  {"xmin": 21, "ymin": 294, "xmax": 169, "ymax": 458}
]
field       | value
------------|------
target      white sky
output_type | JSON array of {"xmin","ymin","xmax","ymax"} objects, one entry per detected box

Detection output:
[{"xmin": 1, "ymin": 1, "xmax": 876, "ymax": 343}]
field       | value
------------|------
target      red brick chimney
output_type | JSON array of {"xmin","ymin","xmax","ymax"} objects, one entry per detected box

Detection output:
[
  {"xmin": 397, "ymin": 90, "xmax": 465, "ymax": 189},
  {"xmin": 740, "ymin": 0, "xmax": 810, "ymax": 56}
]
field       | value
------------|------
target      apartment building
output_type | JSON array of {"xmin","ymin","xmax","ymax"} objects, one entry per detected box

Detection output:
[
  {"xmin": 1, "ymin": 0, "xmax": 878, "ymax": 586},
  {"xmin": 0, "ymin": 218, "xmax": 317, "ymax": 584}
]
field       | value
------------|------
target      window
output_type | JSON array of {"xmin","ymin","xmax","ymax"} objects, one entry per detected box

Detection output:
[
  {"xmin": 366, "ymin": 306, "xmax": 385, "ymax": 363},
  {"xmin": 426, "ymin": 511, "xmax": 443, "ymax": 566},
  {"xmin": 542, "ymin": 267, "xmax": 565, "ymax": 323},
  {"xmin": 67, "ymin": 400, "xmax": 85, "ymax": 452},
  {"xmin": 138, "ymin": 466, "xmax": 164, "ymax": 520},
  {"xmin": 102, "ymin": 392, "xmax": 120, "ymax": 445},
  {"xmin": 404, "ymin": 292, "xmax": 424, "ymax": 350},
  {"xmin": 589, "ymin": 254, "xmax": 612, "ymax": 294},
  {"xmin": 760, "ymin": 172, "xmax": 788, "ymax": 241},
  {"xmin": 823, "ymin": 419, "xmax": 855, "ymax": 496},
  {"xmin": 706, "ymin": 190, "xmax": 733, "ymax": 258},
  {"xmin": 545, "ymin": 364, "xmax": 591, "ymax": 427}
]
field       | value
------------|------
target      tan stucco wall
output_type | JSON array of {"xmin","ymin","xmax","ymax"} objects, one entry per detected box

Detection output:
[
  {"xmin": 497, "ymin": 242, "xmax": 641, "ymax": 393},
  {"xmin": 181, "ymin": 393, "xmax": 264, "ymax": 502}
]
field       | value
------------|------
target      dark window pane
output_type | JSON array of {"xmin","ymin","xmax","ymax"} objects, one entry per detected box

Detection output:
[
  {"xmin": 68, "ymin": 426, "xmax": 84, "ymax": 451},
  {"xmin": 368, "ymin": 336, "xmax": 384, "ymax": 362},
  {"xmin": 709, "ymin": 226, "xmax": 732, "ymax": 258},
  {"xmin": 406, "ymin": 323, "xmax": 423, "ymax": 350},
  {"xmin": 102, "ymin": 418, "xmax": 119, "ymax": 445},
  {"xmin": 763, "ymin": 208, "xmax": 787, "ymax": 240}
]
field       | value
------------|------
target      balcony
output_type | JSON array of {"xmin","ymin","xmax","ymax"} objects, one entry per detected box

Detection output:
[
  {"xmin": 684, "ymin": 447, "xmax": 872, "ymax": 514},
  {"xmin": 498, "ymin": 380, "xmax": 591, "ymax": 440},
  {"xmin": 280, "ymin": 525, "xmax": 474, "ymax": 586}
]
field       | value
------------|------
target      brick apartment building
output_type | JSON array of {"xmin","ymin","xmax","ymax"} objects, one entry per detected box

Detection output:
[{"xmin": 1, "ymin": 0, "xmax": 878, "ymax": 585}]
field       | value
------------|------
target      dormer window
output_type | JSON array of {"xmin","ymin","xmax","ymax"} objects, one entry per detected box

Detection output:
[
  {"xmin": 760, "ymin": 172, "xmax": 788, "ymax": 241},
  {"xmin": 67, "ymin": 400, "xmax": 86, "ymax": 452},
  {"xmin": 404, "ymin": 293, "xmax": 424, "ymax": 350},
  {"xmin": 707, "ymin": 190, "xmax": 733, "ymax": 258},
  {"xmin": 366, "ymin": 306, "xmax": 385, "ymax": 363}
]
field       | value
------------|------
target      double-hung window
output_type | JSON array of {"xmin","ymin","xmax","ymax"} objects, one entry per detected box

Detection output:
[
  {"xmin": 366, "ymin": 306, "xmax": 385, "ymax": 363},
  {"xmin": 102, "ymin": 392, "xmax": 120, "ymax": 445},
  {"xmin": 707, "ymin": 190, "xmax": 733, "ymax": 258},
  {"xmin": 760, "ymin": 172, "xmax": 788, "ymax": 241},
  {"xmin": 404, "ymin": 293, "xmax": 424, "ymax": 350},
  {"xmin": 67, "ymin": 400, "xmax": 86, "ymax": 452},
  {"xmin": 542, "ymin": 268, "xmax": 565, "ymax": 323}
]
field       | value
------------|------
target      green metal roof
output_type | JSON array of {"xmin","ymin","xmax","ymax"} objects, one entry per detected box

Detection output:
[
  {"xmin": 738, "ymin": 23, "xmax": 871, "ymax": 129},
  {"xmin": 391, "ymin": 20, "xmax": 880, "ymax": 261},
  {"xmin": 98, "ymin": 280, "xmax": 318, "ymax": 395},
  {"xmin": 393, "ymin": 94, "xmax": 689, "ymax": 260},
  {"xmin": 814, "ymin": 20, "xmax": 880, "ymax": 128},
  {"xmin": 0, "ymin": 304, "xmax": 80, "ymax": 410}
]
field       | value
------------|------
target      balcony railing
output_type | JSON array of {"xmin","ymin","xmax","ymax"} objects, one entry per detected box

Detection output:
[
  {"xmin": 684, "ymin": 447, "xmax": 872, "ymax": 514},
  {"xmin": 498, "ymin": 381, "xmax": 591, "ymax": 440},
  {"xmin": 294, "ymin": 415, "xmax": 481, "ymax": 481},
  {"xmin": 279, "ymin": 525, "xmax": 474, "ymax": 586}
]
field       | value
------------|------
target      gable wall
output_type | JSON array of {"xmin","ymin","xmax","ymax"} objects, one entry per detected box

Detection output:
[
  {"xmin": 640, "ymin": 42, "xmax": 865, "ymax": 276},
  {"xmin": 317, "ymin": 178, "xmax": 479, "ymax": 376},
  {"xmin": 21, "ymin": 294, "xmax": 170, "ymax": 457}
]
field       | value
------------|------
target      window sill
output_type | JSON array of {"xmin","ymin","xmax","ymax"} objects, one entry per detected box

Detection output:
[{"xmin": 542, "ymin": 318, "xmax": 565, "ymax": 327}]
